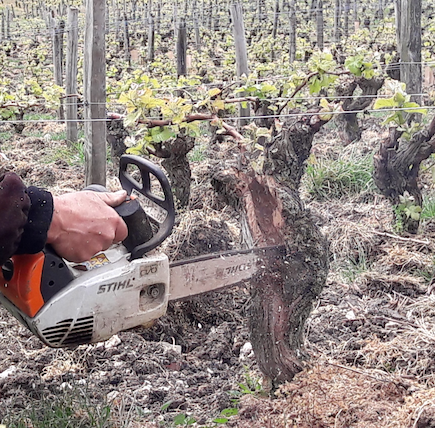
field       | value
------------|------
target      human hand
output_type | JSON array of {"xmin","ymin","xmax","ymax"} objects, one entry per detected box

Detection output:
[{"xmin": 47, "ymin": 190, "xmax": 129, "ymax": 262}]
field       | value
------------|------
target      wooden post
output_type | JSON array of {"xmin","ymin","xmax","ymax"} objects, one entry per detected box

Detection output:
[
  {"xmin": 65, "ymin": 7, "xmax": 78, "ymax": 144},
  {"xmin": 353, "ymin": 0, "xmax": 358, "ymax": 26},
  {"xmin": 1, "ymin": 12, "xmax": 4, "ymax": 40},
  {"xmin": 398, "ymin": 0, "xmax": 422, "ymax": 105},
  {"xmin": 51, "ymin": 14, "xmax": 64, "ymax": 120},
  {"xmin": 173, "ymin": 3, "xmax": 178, "ymax": 37},
  {"xmin": 176, "ymin": 17, "xmax": 187, "ymax": 77},
  {"xmin": 377, "ymin": 0, "xmax": 384, "ymax": 20},
  {"xmin": 194, "ymin": 16, "xmax": 201, "ymax": 53},
  {"xmin": 123, "ymin": 13, "xmax": 131, "ymax": 64},
  {"xmin": 316, "ymin": 0, "xmax": 324, "ymax": 51},
  {"xmin": 272, "ymin": 0, "xmax": 279, "ymax": 38},
  {"xmin": 156, "ymin": 2, "xmax": 160, "ymax": 33},
  {"xmin": 6, "ymin": 6, "xmax": 10, "ymax": 39},
  {"xmin": 132, "ymin": 0, "xmax": 136, "ymax": 21},
  {"xmin": 83, "ymin": 0, "xmax": 106, "ymax": 186},
  {"xmin": 289, "ymin": 0, "xmax": 296, "ymax": 62},
  {"xmin": 394, "ymin": 0, "xmax": 402, "ymax": 53},
  {"xmin": 208, "ymin": 0, "xmax": 213, "ymax": 30},
  {"xmin": 343, "ymin": 0, "xmax": 350, "ymax": 37},
  {"xmin": 230, "ymin": 3, "xmax": 250, "ymax": 127},
  {"xmin": 310, "ymin": 0, "xmax": 317, "ymax": 20},
  {"xmin": 115, "ymin": 3, "xmax": 120, "ymax": 42},
  {"xmin": 106, "ymin": 0, "xmax": 110, "ymax": 34},
  {"xmin": 147, "ymin": 14, "xmax": 155, "ymax": 62},
  {"xmin": 334, "ymin": 0, "xmax": 341, "ymax": 43},
  {"xmin": 271, "ymin": 0, "xmax": 279, "ymax": 60}
]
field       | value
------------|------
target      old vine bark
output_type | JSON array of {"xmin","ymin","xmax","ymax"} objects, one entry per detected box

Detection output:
[
  {"xmin": 373, "ymin": 116, "xmax": 435, "ymax": 233},
  {"xmin": 335, "ymin": 76, "xmax": 384, "ymax": 145},
  {"xmin": 212, "ymin": 113, "xmax": 329, "ymax": 386},
  {"xmin": 160, "ymin": 135, "xmax": 195, "ymax": 208}
]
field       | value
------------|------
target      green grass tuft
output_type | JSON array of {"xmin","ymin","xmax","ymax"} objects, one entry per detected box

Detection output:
[
  {"xmin": 421, "ymin": 195, "xmax": 435, "ymax": 221},
  {"xmin": 2, "ymin": 386, "xmax": 112, "ymax": 428},
  {"xmin": 187, "ymin": 142, "xmax": 207, "ymax": 163},
  {"xmin": 304, "ymin": 152, "xmax": 375, "ymax": 200},
  {"xmin": 44, "ymin": 140, "xmax": 86, "ymax": 166},
  {"xmin": 341, "ymin": 256, "xmax": 369, "ymax": 284}
]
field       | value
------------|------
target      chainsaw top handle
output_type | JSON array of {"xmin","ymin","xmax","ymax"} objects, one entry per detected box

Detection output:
[{"xmin": 119, "ymin": 155, "xmax": 175, "ymax": 259}]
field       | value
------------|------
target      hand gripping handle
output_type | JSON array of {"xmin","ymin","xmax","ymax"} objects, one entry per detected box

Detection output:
[{"xmin": 119, "ymin": 155, "xmax": 175, "ymax": 260}]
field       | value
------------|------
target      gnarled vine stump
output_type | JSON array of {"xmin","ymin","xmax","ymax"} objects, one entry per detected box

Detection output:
[
  {"xmin": 373, "ymin": 117, "xmax": 435, "ymax": 233},
  {"xmin": 335, "ymin": 76, "xmax": 384, "ymax": 145},
  {"xmin": 212, "ymin": 113, "xmax": 329, "ymax": 387},
  {"xmin": 161, "ymin": 135, "xmax": 195, "ymax": 208}
]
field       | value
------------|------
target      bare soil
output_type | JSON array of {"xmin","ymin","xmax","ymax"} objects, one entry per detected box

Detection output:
[{"xmin": 1, "ymin": 121, "xmax": 435, "ymax": 427}]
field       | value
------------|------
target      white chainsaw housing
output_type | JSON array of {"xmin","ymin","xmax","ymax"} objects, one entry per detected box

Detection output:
[{"xmin": 0, "ymin": 247, "xmax": 170, "ymax": 347}]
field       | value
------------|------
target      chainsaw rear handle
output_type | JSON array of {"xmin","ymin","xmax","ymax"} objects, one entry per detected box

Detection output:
[{"xmin": 118, "ymin": 155, "xmax": 175, "ymax": 259}]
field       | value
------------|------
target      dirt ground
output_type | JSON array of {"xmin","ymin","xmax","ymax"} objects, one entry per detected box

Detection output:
[{"xmin": 1, "ymin": 120, "xmax": 435, "ymax": 427}]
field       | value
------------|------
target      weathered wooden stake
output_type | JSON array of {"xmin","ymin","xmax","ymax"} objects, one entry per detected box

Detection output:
[
  {"xmin": 83, "ymin": 0, "xmax": 106, "ymax": 186},
  {"xmin": 230, "ymin": 3, "xmax": 250, "ymax": 126},
  {"xmin": 6, "ymin": 6, "xmax": 10, "ymax": 39},
  {"xmin": 334, "ymin": 0, "xmax": 341, "ymax": 43},
  {"xmin": 271, "ymin": 0, "xmax": 279, "ymax": 60},
  {"xmin": 123, "ymin": 13, "xmax": 131, "ymax": 64},
  {"xmin": 147, "ymin": 14, "xmax": 155, "ymax": 62},
  {"xmin": 65, "ymin": 7, "xmax": 78, "ymax": 144},
  {"xmin": 316, "ymin": 0, "xmax": 324, "ymax": 50},
  {"xmin": 353, "ymin": 0, "xmax": 358, "ymax": 26},
  {"xmin": 289, "ymin": 0, "xmax": 296, "ymax": 62},
  {"xmin": 51, "ymin": 14, "xmax": 65, "ymax": 120},
  {"xmin": 176, "ymin": 17, "xmax": 187, "ymax": 77},
  {"xmin": 194, "ymin": 16, "xmax": 201, "ymax": 53},
  {"xmin": 397, "ymin": 0, "xmax": 422, "ymax": 105},
  {"xmin": 156, "ymin": 2, "xmax": 160, "ymax": 33},
  {"xmin": 1, "ymin": 12, "xmax": 4, "ymax": 40},
  {"xmin": 343, "ymin": 0, "xmax": 350, "ymax": 37}
]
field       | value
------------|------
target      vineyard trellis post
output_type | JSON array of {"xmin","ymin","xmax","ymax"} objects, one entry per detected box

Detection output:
[
  {"xmin": 316, "ymin": 0, "xmax": 324, "ymax": 50},
  {"xmin": 194, "ymin": 16, "xmax": 201, "ymax": 53},
  {"xmin": 65, "ymin": 6, "xmax": 78, "ymax": 145},
  {"xmin": 343, "ymin": 0, "xmax": 350, "ymax": 37},
  {"xmin": 272, "ymin": 0, "xmax": 279, "ymax": 38},
  {"xmin": 230, "ymin": 2, "xmax": 250, "ymax": 127},
  {"xmin": 397, "ymin": 0, "xmax": 422, "ymax": 106},
  {"xmin": 51, "ymin": 14, "xmax": 65, "ymax": 120},
  {"xmin": 83, "ymin": 0, "xmax": 106, "ymax": 186},
  {"xmin": 115, "ymin": 3, "xmax": 120, "ymax": 41},
  {"xmin": 156, "ymin": 2, "xmax": 161, "ymax": 33},
  {"xmin": 353, "ymin": 0, "xmax": 358, "ymax": 25},
  {"xmin": 289, "ymin": 0, "xmax": 296, "ymax": 62},
  {"xmin": 173, "ymin": 3, "xmax": 178, "ymax": 36},
  {"xmin": 6, "ymin": 6, "xmax": 10, "ymax": 39},
  {"xmin": 1, "ymin": 12, "xmax": 4, "ymax": 40},
  {"xmin": 147, "ymin": 14, "xmax": 155, "ymax": 62},
  {"xmin": 123, "ymin": 13, "xmax": 131, "ymax": 64},
  {"xmin": 176, "ymin": 17, "xmax": 187, "ymax": 77},
  {"xmin": 334, "ymin": 0, "xmax": 341, "ymax": 43},
  {"xmin": 271, "ymin": 0, "xmax": 279, "ymax": 61}
]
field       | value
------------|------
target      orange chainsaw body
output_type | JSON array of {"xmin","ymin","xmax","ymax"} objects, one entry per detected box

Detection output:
[{"xmin": 0, "ymin": 253, "xmax": 45, "ymax": 317}]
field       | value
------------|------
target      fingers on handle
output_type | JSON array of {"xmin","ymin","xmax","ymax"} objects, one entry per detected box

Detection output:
[
  {"xmin": 114, "ymin": 218, "xmax": 129, "ymax": 243},
  {"xmin": 96, "ymin": 190, "xmax": 128, "ymax": 207}
]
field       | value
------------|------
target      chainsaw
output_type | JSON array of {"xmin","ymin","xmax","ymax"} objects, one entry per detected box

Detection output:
[{"xmin": 0, "ymin": 155, "xmax": 285, "ymax": 348}]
